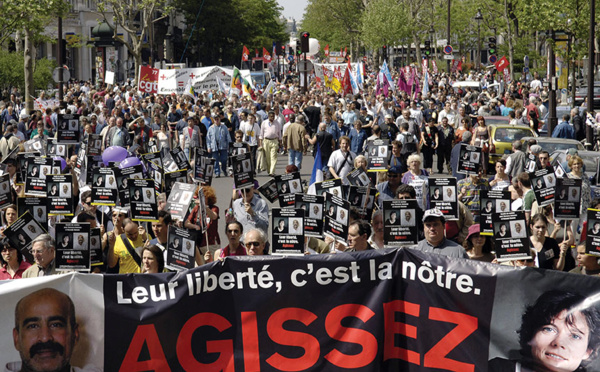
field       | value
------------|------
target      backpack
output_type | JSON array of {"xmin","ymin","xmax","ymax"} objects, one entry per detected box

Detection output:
[{"xmin": 401, "ymin": 133, "xmax": 417, "ymax": 155}]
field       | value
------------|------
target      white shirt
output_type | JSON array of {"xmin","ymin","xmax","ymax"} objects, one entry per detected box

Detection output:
[
  {"xmin": 327, "ymin": 149, "xmax": 356, "ymax": 184},
  {"xmin": 239, "ymin": 120, "xmax": 260, "ymax": 146}
]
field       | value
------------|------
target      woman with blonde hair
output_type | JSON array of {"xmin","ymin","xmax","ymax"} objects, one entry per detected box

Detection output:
[{"xmin": 401, "ymin": 154, "xmax": 428, "ymax": 209}]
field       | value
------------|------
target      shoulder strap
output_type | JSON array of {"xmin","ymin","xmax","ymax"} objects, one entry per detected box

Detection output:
[
  {"xmin": 120, "ymin": 233, "xmax": 142, "ymax": 268},
  {"xmin": 336, "ymin": 151, "xmax": 351, "ymax": 176}
]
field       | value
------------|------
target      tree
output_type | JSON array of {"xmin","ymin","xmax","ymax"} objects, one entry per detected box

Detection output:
[
  {"xmin": 301, "ymin": 0, "xmax": 364, "ymax": 51},
  {"xmin": 96, "ymin": 0, "xmax": 173, "ymax": 83},
  {"xmin": 174, "ymin": 0, "xmax": 287, "ymax": 67},
  {"xmin": 0, "ymin": 0, "xmax": 68, "ymax": 112},
  {"xmin": 360, "ymin": 0, "xmax": 409, "ymax": 50}
]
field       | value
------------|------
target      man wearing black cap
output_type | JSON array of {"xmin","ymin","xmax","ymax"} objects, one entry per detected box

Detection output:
[
  {"xmin": 376, "ymin": 166, "xmax": 403, "ymax": 207},
  {"xmin": 415, "ymin": 208, "xmax": 468, "ymax": 258}
]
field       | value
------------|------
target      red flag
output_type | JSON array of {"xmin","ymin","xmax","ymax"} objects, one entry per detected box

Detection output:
[
  {"xmin": 341, "ymin": 59, "xmax": 352, "ymax": 95},
  {"xmin": 334, "ymin": 66, "xmax": 343, "ymax": 81},
  {"xmin": 255, "ymin": 49, "xmax": 259, "ymax": 58},
  {"xmin": 263, "ymin": 47, "xmax": 272, "ymax": 63},
  {"xmin": 344, "ymin": 47, "xmax": 347, "ymax": 58},
  {"xmin": 242, "ymin": 46, "xmax": 249, "ymax": 62},
  {"xmin": 324, "ymin": 44, "xmax": 330, "ymax": 57},
  {"xmin": 340, "ymin": 48, "xmax": 343, "ymax": 57},
  {"xmin": 494, "ymin": 56, "xmax": 509, "ymax": 71}
]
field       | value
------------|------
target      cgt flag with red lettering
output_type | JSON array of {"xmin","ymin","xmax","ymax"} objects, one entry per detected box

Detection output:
[
  {"xmin": 242, "ymin": 46, "xmax": 250, "ymax": 62},
  {"xmin": 263, "ymin": 47, "xmax": 272, "ymax": 63},
  {"xmin": 1, "ymin": 249, "xmax": 600, "ymax": 371}
]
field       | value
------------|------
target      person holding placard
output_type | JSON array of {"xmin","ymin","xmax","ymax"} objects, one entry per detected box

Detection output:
[
  {"xmin": 463, "ymin": 224, "xmax": 495, "ymax": 262},
  {"xmin": 567, "ymin": 155, "xmax": 591, "ymax": 227},
  {"xmin": 401, "ymin": 154, "xmax": 429, "ymax": 210},
  {"xmin": 529, "ymin": 213, "xmax": 568, "ymax": 271},
  {"xmin": 457, "ymin": 170, "xmax": 490, "ymax": 224}
]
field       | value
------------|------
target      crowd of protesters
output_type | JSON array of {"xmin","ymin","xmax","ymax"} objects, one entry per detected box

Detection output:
[{"xmin": 0, "ymin": 64, "xmax": 597, "ymax": 281}]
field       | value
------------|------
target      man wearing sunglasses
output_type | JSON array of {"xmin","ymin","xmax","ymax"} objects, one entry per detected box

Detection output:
[
  {"xmin": 244, "ymin": 228, "xmax": 269, "ymax": 256},
  {"xmin": 376, "ymin": 166, "xmax": 403, "ymax": 207}
]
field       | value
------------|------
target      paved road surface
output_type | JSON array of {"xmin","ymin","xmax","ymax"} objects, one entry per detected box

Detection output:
[{"xmin": 210, "ymin": 152, "xmax": 317, "ymax": 245}]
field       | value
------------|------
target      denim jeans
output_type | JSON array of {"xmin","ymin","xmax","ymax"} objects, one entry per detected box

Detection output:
[
  {"xmin": 288, "ymin": 149, "xmax": 303, "ymax": 170},
  {"xmin": 212, "ymin": 149, "xmax": 228, "ymax": 175}
]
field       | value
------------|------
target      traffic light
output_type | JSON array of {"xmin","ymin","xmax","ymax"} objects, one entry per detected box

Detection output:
[
  {"xmin": 301, "ymin": 32, "xmax": 310, "ymax": 53},
  {"xmin": 424, "ymin": 40, "xmax": 431, "ymax": 57},
  {"xmin": 281, "ymin": 45, "xmax": 286, "ymax": 56},
  {"xmin": 288, "ymin": 45, "xmax": 293, "ymax": 55},
  {"xmin": 296, "ymin": 40, "xmax": 302, "ymax": 56},
  {"xmin": 488, "ymin": 37, "xmax": 497, "ymax": 55},
  {"xmin": 382, "ymin": 45, "xmax": 387, "ymax": 59},
  {"xmin": 275, "ymin": 41, "xmax": 281, "ymax": 56}
]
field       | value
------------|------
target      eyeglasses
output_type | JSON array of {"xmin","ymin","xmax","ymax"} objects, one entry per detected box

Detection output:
[
  {"xmin": 227, "ymin": 229, "xmax": 241, "ymax": 234},
  {"xmin": 1, "ymin": 247, "xmax": 15, "ymax": 252},
  {"xmin": 246, "ymin": 241, "xmax": 261, "ymax": 247}
]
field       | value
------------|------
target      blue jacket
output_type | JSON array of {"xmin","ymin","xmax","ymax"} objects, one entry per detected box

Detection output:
[
  {"xmin": 206, "ymin": 124, "xmax": 231, "ymax": 151},
  {"xmin": 552, "ymin": 121, "xmax": 576, "ymax": 139},
  {"xmin": 349, "ymin": 128, "xmax": 367, "ymax": 153}
]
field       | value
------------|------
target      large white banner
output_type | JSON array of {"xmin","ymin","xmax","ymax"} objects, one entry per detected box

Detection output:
[{"xmin": 157, "ymin": 66, "xmax": 253, "ymax": 95}]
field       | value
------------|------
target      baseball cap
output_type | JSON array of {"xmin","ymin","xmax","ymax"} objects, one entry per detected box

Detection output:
[
  {"xmin": 422, "ymin": 208, "xmax": 445, "ymax": 223},
  {"xmin": 388, "ymin": 166, "xmax": 402, "ymax": 174},
  {"xmin": 529, "ymin": 145, "xmax": 543, "ymax": 154}
]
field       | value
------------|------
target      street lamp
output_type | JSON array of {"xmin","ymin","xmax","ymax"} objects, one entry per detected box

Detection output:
[
  {"xmin": 474, "ymin": 9, "xmax": 483, "ymax": 71},
  {"xmin": 429, "ymin": 25, "xmax": 435, "ymax": 59}
]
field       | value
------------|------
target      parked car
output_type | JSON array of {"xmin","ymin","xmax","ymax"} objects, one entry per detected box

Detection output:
[
  {"xmin": 539, "ymin": 105, "xmax": 574, "ymax": 136},
  {"xmin": 488, "ymin": 124, "xmax": 536, "ymax": 165},
  {"xmin": 575, "ymin": 86, "xmax": 600, "ymax": 109},
  {"xmin": 520, "ymin": 137, "xmax": 584, "ymax": 154}
]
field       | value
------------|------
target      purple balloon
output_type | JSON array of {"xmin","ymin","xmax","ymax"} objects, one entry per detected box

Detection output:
[
  {"xmin": 102, "ymin": 146, "xmax": 128, "ymax": 166},
  {"xmin": 119, "ymin": 156, "xmax": 142, "ymax": 169},
  {"xmin": 53, "ymin": 156, "xmax": 67, "ymax": 171}
]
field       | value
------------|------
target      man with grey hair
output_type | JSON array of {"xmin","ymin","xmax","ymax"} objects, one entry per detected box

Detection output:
[
  {"xmin": 505, "ymin": 140, "xmax": 528, "ymax": 178},
  {"xmin": 243, "ymin": 228, "xmax": 268, "ymax": 256},
  {"xmin": 22, "ymin": 234, "xmax": 57, "ymax": 278}
]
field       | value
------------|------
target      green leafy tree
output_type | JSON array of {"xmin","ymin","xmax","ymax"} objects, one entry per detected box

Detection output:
[
  {"xmin": 175, "ymin": 0, "xmax": 287, "ymax": 67},
  {"xmin": 301, "ymin": 0, "xmax": 364, "ymax": 51},
  {"xmin": 96, "ymin": 0, "xmax": 173, "ymax": 83},
  {"xmin": 0, "ymin": 0, "xmax": 68, "ymax": 111},
  {"xmin": 360, "ymin": 0, "xmax": 409, "ymax": 50}
]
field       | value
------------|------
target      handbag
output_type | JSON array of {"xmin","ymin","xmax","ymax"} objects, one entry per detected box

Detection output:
[{"xmin": 256, "ymin": 147, "xmax": 267, "ymax": 171}]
